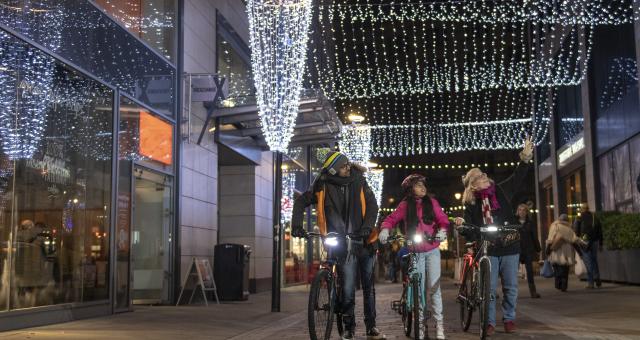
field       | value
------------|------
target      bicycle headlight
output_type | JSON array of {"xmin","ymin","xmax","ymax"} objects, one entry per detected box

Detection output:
[
  {"xmin": 324, "ymin": 236, "xmax": 339, "ymax": 247},
  {"xmin": 413, "ymin": 234, "xmax": 423, "ymax": 244},
  {"xmin": 485, "ymin": 225, "xmax": 499, "ymax": 232}
]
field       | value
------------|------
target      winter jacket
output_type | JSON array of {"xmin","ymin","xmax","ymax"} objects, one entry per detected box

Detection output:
[
  {"xmin": 546, "ymin": 220, "xmax": 579, "ymax": 266},
  {"xmin": 574, "ymin": 211, "xmax": 603, "ymax": 247},
  {"xmin": 518, "ymin": 217, "xmax": 541, "ymax": 261},
  {"xmin": 463, "ymin": 162, "xmax": 530, "ymax": 257},
  {"xmin": 291, "ymin": 164, "xmax": 378, "ymax": 243},
  {"xmin": 381, "ymin": 197, "xmax": 450, "ymax": 253}
]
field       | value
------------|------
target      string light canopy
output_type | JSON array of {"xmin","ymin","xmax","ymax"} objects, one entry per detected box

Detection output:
[
  {"xmin": 365, "ymin": 168, "xmax": 384, "ymax": 209},
  {"xmin": 309, "ymin": 6, "xmax": 594, "ymax": 100},
  {"xmin": 248, "ymin": 0, "xmax": 313, "ymax": 152},
  {"xmin": 337, "ymin": 87, "xmax": 554, "ymax": 155},
  {"xmin": 339, "ymin": 123, "xmax": 371, "ymax": 166},
  {"xmin": 322, "ymin": 0, "xmax": 635, "ymax": 26}
]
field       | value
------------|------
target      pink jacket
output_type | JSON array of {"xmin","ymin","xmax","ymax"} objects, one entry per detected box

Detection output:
[{"xmin": 381, "ymin": 197, "xmax": 450, "ymax": 253}]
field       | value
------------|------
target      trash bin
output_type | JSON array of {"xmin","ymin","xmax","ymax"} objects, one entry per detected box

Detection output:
[{"xmin": 214, "ymin": 243, "xmax": 251, "ymax": 301}]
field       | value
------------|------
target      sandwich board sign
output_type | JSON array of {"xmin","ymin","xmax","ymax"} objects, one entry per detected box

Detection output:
[{"xmin": 176, "ymin": 257, "xmax": 219, "ymax": 306}]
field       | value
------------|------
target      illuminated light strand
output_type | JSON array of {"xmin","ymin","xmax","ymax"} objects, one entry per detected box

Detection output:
[
  {"xmin": 248, "ymin": 0, "xmax": 313, "ymax": 152},
  {"xmin": 339, "ymin": 123, "xmax": 371, "ymax": 167},
  {"xmin": 313, "ymin": 14, "xmax": 593, "ymax": 99},
  {"xmin": 320, "ymin": 0, "xmax": 635, "ymax": 26}
]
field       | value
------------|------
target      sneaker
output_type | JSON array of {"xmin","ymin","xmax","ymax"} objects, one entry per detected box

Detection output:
[
  {"xmin": 342, "ymin": 330, "xmax": 354, "ymax": 340},
  {"xmin": 504, "ymin": 321, "xmax": 517, "ymax": 333},
  {"xmin": 366, "ymin": 327, "xmax": 386, "ymax": 339},
  {"xmin": 596, "ymin": 279, "xmax": 602, "ymax": 288},
  {"xmin": 436, "ymin": 321, "xmax": 446, "ymax": 339},
  {"xmin": 586, "ymin": 283, "xmax": 595, "ymax": 289},
  {"xmin": 486, "ymin": 324, "xmax": 495, "ymax": 336}
]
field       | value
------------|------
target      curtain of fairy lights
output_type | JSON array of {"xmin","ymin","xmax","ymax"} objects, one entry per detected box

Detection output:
[{"xmin": 248, "ymin": 0, "xmax": 313, "ymax": 152}]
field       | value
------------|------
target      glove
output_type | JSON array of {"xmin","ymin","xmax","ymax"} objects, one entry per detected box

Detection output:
[
  {"xmin": 379, "ymin": 229, "xmax": 390, "ymax": 244},
  {"xmin": 291, "ymin": 226, "xmax": 306, "ymax": 238},
  {"xmin": 359, "ymin": 227, "xmax": 372, "ymax": 239},
  {"xmin": 435, "ymin": 229, "xmax": 447, "ymax": 242}
]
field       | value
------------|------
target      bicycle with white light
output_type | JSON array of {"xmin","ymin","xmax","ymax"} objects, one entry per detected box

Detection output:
[
  {"xmin": 306, "ymin": 231, "xmax": 362, "ymax": 340},
  {"xmin": 456, "ymin": 223, "xmax": 521, "ymax": 340},
  {"xmin": 389, "ymin": 232, "xmax": 435, "ymax": 340}
]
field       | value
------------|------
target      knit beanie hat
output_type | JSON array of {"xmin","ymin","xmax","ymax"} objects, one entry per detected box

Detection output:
[{"xmin": 322, "ymin": 151, "xmax": 349, "ymax": 176}]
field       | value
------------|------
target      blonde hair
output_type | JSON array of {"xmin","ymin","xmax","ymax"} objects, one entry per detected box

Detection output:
[{"xmin": 461, "ymin": 168, "xmax": 494, "ymax": 205}]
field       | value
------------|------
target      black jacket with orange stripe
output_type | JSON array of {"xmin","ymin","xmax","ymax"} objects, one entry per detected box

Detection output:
[{"xmin": 291, "ymin": 164, "xmax": 379, "ymax": 244}]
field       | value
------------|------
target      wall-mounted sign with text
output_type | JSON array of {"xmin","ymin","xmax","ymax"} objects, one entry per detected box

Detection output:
[{"xmin": 558, "ymin": 135, "xmax": 584, "ymax": 167}]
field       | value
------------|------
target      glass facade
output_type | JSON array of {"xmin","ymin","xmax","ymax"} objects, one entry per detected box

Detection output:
[
  {"xmin": 93, "ymin": 0, "xmax": 177, "ymax": 61},
  {"xmin": 593, "ymin": 24, "xmax": 640, "ymax": 155},
  {"xmin": 282, "ymin": 147, "xmax": 308, "ymax": 285},
  {"xmin": 561, "ymin": 168, "xmax": 587, "ymax": 224},
  {"xmin": 216, "ymin": 14, "xmax": 255, "ymax": 107},
  {"xmin": 555, "ymin": 85, "xmax": 583, "ymax": 147},
  {"xmin": 0, "ymin": 30, "xmax": 113, "ymax": 310},
  {"xmin": 0, "ymin": 0, "xmax": 176, "ymax": 117}
]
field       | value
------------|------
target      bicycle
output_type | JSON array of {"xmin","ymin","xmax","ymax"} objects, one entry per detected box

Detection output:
[
  {"xmin": 306, "ymin": 231, "xmax": 363, "ymax": 340},
  {"xmin": 389, "ymin": 232, "xmax": 435, "ymax": 340},
  {"xmin": 455, "ymin": 223, "xmax": 521, "ymax": 340}
]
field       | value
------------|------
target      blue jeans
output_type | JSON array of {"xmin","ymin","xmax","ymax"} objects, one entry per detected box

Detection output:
[
  {"xmin": 489, "ymin": 254, "xmax": 519, "ymax": 326},
  {"xmin": 416, "ymin": 249, "xmax": 443, "ymax": 322},
  {"xmin": 583, "ymin": 241, "xmax": 601, "ymax": 285},
  {"xmin": 340, "ymin": 251, "xmax": 376, "ymax": 331}
]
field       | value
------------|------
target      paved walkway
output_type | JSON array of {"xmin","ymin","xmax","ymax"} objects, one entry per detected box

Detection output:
[{"xmin": 2, "ymin": 275, "xmax": 640, "ymax": 340}]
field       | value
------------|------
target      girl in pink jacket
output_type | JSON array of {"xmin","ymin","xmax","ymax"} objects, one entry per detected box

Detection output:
[{"xmin": 378, "ymin": 174, "xmax": 449, "ymax": 340}]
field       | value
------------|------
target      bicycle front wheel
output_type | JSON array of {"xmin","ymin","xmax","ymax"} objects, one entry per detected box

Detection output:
[
  {"xmin": 308, "ymin": 269, "xmax": 335, "ymax": 340},
  {"xmin": 402, "ymin": 284, "xmax": 412, "ymax": 336},
  {"xmin": 413, "ymin": 279, "xmax": 425, "ymax": 340},
  {"xmin": 459, "ymin": 262, "xmax": 474, "ymax": 332},
  {"xmin": 479, "ymin": 259, "xmax": 491, "ymax": 340}
]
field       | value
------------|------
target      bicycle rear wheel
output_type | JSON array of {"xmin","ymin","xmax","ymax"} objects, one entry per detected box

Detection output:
[
  {"xmin": 308, "ymin": 269, "xmax": 335, "ymax": 340},
  {"xmin": 479, "ymin": 259, "xmax": 491, "ymax": 340},
  {"xmin": 458, "ymin": 262, "xmax": 474, "ymax": 332}
]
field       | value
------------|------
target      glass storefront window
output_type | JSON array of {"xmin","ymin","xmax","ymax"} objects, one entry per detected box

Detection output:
[
  {"xmin": 119, "ymin": 97, "xmax": 174, "ymax": 172},
  {"xmin": 93, "ymin": 0, "xmax": 177, "ymax": 61},
  {"xmin": 0, "ymin": 31, "xmax": 113, "ymax": 309},
  {"xmin": 555, "ymin": 85, "xmax": 583, "ymax": 147},
  {"xmin": 217, "ymin": 15, "xmax": 255, "ymax": 107},
  {"xmin": 282, "ymin": 147, "xmax": 309, "ymax": 285},
  {"xmin": 562, "ymin": 168, "xmax": 587, "ymax": 224}
]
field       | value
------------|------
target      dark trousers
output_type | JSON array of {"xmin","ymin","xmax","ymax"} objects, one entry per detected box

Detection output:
[
  {"xmin": 552, "ymin": 264, "xmax": 570, "ymax": 291},
  {"xmin": 583, "ymin": 241, "xmax": 601, "ymax": 285},
  {"xmin": 520, "ymin": 253, "xmax": 537, "ymax": 286},
  {"xmin": 340, "ymin": 252, "xmax": 376, "ymax": 331}
]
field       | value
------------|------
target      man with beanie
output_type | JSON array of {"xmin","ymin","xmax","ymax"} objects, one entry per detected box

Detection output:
[{"xmin": 292, "ymin": 151, "xmax": 384, "ymax": 340}]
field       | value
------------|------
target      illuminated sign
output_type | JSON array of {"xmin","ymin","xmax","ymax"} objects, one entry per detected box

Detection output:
[{"xmin": 558, "ymin": 136, "xmax": 584, "ymax": 166}]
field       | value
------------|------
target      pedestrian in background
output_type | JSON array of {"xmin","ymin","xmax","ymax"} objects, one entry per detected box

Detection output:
[
  {"xmin": 516, "ymin": 203, "xmax": 542, "ymax": 298},
  {"xmin": 574, "ymin": 204, "xmax": 603, "ymax": 289},
  {"xmin": 546, "ymin": 214, "xmax": 581, "ymax": 292}
]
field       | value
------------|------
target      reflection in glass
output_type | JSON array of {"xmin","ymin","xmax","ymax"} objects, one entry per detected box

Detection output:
[
  {"xmin": 0, "ymin": 0, "xmax": 176, "ymax": 116},
  {"xmin": 93, "ymin": 0, "xmax": 177, "ymax": 61},
  {"xmin": 119, "ymin": 96, "xmax": 174, "ymax": 172},
  {"xmin": 217, "ymin": 27, "xmax": 255, "ymax": 107},
  {"xmin": 0, "ymin": 32, "xmax": 113, "ymax": 309}
]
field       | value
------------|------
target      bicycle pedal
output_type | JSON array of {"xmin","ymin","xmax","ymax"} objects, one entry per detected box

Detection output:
[{"xmin": 391, "ymin": 300, "xmax": 401, "ymax": 310}]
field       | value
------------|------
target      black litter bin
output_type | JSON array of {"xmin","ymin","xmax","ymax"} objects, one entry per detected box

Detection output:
[{"xmin": 214, "ymin": 243, "xmax": 251, "ymax": 301}]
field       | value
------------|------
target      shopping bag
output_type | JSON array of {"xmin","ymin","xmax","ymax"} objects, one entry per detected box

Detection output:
[
  {"xmin": 574, "ymin": 253, "xmax": 586, "ymax": 276},
  {"xmin": 541, "ymin": 260, "xmax": 554, "ymax": 278}
]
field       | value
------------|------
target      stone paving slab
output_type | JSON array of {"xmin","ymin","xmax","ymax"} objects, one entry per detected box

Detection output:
[{"xmin": 2, "ymin": 276, "xmax": 640, "ymax": 340}]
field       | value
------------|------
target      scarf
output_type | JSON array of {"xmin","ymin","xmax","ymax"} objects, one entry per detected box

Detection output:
[
  {"xmin": 475, "ymin": 184, "xmax": 500, "ymax": 225},
  {"xmin": 324, "ymin": 171, "xmax": 364, "ymax": 234}
]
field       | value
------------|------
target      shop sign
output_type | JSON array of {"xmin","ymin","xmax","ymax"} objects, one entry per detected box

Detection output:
[
  {"xmin": 136, "ymin": 76, "xmax": 173, "ymax": 105},
  {"xmin": 190, "ymin": 75, "xmax": 228, "ymax": 102},
  {"xmin": 558, "ymin": 136, "xmax": 584, "ymax": 167}
]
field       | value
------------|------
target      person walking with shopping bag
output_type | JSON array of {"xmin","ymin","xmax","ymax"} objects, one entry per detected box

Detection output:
[{"xmin": 546, "ymin": 214, "xmax": 584, "ymax": 292}]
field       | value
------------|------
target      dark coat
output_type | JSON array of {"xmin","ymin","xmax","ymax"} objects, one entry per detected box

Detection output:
[
  {"xmin": 463, "ymin": 162, "xmax": 530, "ymax": 257},
  {"xmin": 518, "ymin": 216, "xmax": 541, "ymax": 261}
]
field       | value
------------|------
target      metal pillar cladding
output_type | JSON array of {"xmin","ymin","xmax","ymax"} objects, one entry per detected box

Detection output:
[{"xmin": 272, "ymin": 151, "xmax": 283, "ymax": 312}]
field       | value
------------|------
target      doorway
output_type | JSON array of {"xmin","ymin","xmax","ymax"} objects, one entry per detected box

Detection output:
[{"xmin": 131, "ymin": 166, "xmax": 173, "ymax": 304}]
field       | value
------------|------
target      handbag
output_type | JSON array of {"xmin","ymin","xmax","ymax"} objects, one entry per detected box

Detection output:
[
  {"xmin": 541, "ymin": 259, "xmax": 554, "ymax": 278},
  {"xmin": 574, "ymin": 253, "xmax": 586, "ymax": 276}
]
